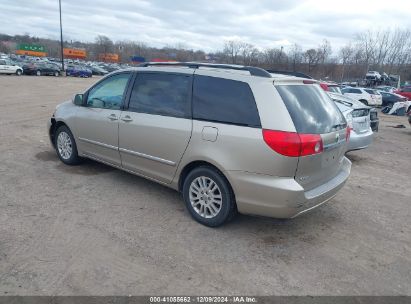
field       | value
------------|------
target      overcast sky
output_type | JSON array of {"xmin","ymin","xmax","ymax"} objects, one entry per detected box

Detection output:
[{"xmin": 1, "ymin": 0, "xmax": 411, "ymax": 52}]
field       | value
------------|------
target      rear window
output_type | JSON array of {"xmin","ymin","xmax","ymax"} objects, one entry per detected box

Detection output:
[
  {"xmin": 364, "ymin": 89, "xmax": 377, "ymax": 95},
  {"xmin": 276, "ymin": 85, "xmax": 346, "ymax": 134},
  {"xmin": 328, "ymin": 86, "xmax": 341, "ymax": 94},
  {"xmin": 193, "ymin": 75, "xmax": 261, "ymax": 127}
]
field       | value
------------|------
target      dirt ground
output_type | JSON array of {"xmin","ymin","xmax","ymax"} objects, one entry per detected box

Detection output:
[{"xmin": 0, "ymin": 75, "xmax": 410, "ymax": 296}]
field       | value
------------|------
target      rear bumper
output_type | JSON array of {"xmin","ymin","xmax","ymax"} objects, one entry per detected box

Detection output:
[
  {"xmin": 226, "ymin": 157, "xmax": 351, "ymax": 219},
  {"xmin": 347, "ymin": 128, "xmax": 373, "ymax": 151}
]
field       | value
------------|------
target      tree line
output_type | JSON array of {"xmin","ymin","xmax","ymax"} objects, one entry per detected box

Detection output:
[{"xmin": 1, "ymin": 28, "xmax": 410, "ymax": 82}]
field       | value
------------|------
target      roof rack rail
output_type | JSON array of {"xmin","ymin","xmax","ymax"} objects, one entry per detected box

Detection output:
[
  {"xmin": 266, "ymin": 69, "xmax": 313, "ymax": 79},
  {"xmin": 138, "ymin": 62, "xmax": 272, "ymax": 78}
]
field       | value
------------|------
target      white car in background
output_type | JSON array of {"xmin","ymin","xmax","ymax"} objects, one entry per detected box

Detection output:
[
  {"xmin": 366, "ymin": 71, "xmax": 382, "ymax": 81},
  {"xmin": 363, "ymin": 88, "xmax": 383, "ymax": 106},
  {"xmin": 0, "ymin": 59, "xmax": 23, "ymax": 76},
  {"xmin": 341, "ymin": 87, "xmax": 382, "ymax": 106}
]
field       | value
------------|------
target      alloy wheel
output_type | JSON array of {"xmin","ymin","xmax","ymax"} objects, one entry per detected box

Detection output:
[
  {"xmin": 57, "ymin": 131, "xmax": 73, "ymax": 160},
  {"xmin": 189, "ymin": 176, "xmax": 222, "ymax": 218}
]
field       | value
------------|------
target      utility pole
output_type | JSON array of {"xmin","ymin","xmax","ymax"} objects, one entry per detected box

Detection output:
[{"xmin": 59, "ymin": 0, "xmax": 64, "ymax": 72}]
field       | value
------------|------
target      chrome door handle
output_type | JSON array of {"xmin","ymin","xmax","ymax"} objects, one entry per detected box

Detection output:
[
  {"xmin": 121, "ymin": 116, "xmax": 133, "ymax": 122},
  {"xmin": 108, "ymin": 114, "xmax": 118, "ymax": 120}
]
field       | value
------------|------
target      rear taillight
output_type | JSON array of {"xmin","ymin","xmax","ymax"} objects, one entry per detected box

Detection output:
[
  {"xmin": 262, "ymin": 130, "xmax": 323, "ymax": 157},
  {"xmin": 319, "ymin": 83, "xmax": 329, "ymax": 91},
  {"xmin": 346, "ymin": 127, "xmax": 351, "ymax": 141}
]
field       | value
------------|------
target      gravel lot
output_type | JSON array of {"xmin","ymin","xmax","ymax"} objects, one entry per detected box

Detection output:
[{"xmin": 0, "ymin": 75, "xmax": 410, "ymax": 296}]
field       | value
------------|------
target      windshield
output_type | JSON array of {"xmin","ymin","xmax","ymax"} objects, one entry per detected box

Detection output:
[{"xmin": 276, "ymin": 84, "xmax": 346, "ymax": 134}]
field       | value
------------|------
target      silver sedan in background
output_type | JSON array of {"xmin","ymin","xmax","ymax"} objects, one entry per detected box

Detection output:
[{"xmin": 329, "ymin": 92, "xmax": 374, "ymax": 151}]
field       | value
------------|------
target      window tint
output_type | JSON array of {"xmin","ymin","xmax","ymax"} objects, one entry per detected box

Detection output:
[
  {"xmin": 192, "ymin": 75, "xmax": 260, "ymax": 127},
  {"xmin": 403, "ymin": 87, "xmax": 411, "ymax": 92},
  {"xmin": 350, "ymin": 88, "xmax": 362, "ymax": 94},
  {"xmin": 87, "ymin": 73, "xmax": 131, "ymax": 110},
  {"xmin": 0, "ymin": 60, "xmax": 6, "ymax": 65},
  {"xmin": 275, "ymin": 85, "xmax": 346, "ymax": 134},
  {"xmin": 128, "ymin": 73, "xmax": 190, "ymax": 118}
]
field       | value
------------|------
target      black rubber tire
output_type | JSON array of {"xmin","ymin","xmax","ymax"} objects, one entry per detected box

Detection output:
[
  {"xmin": 16, "ymin": 69, "xmax": 22, "ymax": 76},
  {"xmin": 36, "ymin": 70, "xmax": 41, "ymax": 76},
  {"xmin": 54, "ymin": 125, "xmax": 82, "ymax": 165},
  {"xmin": 182, "ymin": 166, "xmax": 237, "ymax": 227},
  {"xmin": 54, "ymin": 71, "xmax": 59, "ymax": 77}
]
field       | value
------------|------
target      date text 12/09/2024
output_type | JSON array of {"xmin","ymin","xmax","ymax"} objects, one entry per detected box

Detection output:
[{"xmin": 149, "ymin": 296, "xmax": 257, "ymax": 303}]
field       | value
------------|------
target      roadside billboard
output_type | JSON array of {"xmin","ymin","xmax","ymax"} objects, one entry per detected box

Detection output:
[
  {"xmin": 16, "ymin": 44, "xmax": 47, "ymax": 57},
  {"xmin": 99, "ymin": 53, "xmax": 119, "ymax": 63},
  {"xmin": 63, "ymin": 48, "xmax": 87, "ymax": 59},
  {"xmin": 15, "ymin": 50, "xmax": 47, "ymax": 57}
]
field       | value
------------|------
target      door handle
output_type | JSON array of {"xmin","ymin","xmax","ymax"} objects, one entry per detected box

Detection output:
[
  {"xmin": 107, "ymin": 114, "xmax": 118, "ymax": 120},
  {"xmin": 121, "ymin": 116, "xmax": 133, "ymax": 122}
]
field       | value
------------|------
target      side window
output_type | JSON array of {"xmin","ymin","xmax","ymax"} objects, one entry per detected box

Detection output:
[
  {"xmin": 0, "ymin": 60, "xmax": 6, "ymax": 65},
  {"xmin": 87, "ymin": 73, "xmax": 131, "ymax": 110},
  {"xmin": 352, "ymin": 89, "xmax": 362, "ymax": 94},
  {"xmin": 128, "ymin": 73, "xmax": 191, "ymax": 118},
  {"xmin": 192, "ymin": 75, "xmax": 261, "ymax": 127},
  {"xmin": 403, "ymin": 87, "xmax": 411, "ymax": 92}
]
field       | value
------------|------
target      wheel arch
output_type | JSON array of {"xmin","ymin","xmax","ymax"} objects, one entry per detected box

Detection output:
[
  {"xmin": 177, "ymin": 160, "xmax": 233, "ymax": 194},
  {"xmin": 49, "ymin": 119, "xmax": 69, "ymax": 147}
]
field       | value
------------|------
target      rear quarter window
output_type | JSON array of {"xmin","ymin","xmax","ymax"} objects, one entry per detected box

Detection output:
[
  {"xmin": 275, "ymin": 84, "xmax": 346, "ymax": 134},
  {"xmin": 193, "ymin": 75, "xmax": 261, "ymax": 127}
]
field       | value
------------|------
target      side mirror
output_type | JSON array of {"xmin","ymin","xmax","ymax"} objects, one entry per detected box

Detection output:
[{"xmin": 73, "ymin": 94, "xmax": 84, "ymax": 106}]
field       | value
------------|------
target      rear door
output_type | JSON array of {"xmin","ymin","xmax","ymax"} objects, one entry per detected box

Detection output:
[
  {"xmin": 118, "ymin": 71, "xmax": 193, "ymax": 183},
  {"xmin": 276, "ymin": 84, "xmax": 348, "ymax": 190}
]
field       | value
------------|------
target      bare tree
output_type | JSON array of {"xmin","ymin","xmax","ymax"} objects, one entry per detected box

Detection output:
[
  {"xmin": 288, "ymin": 43, "xmax": 303, "ymax": 72},
  {"xmin": 223, "ymin": 40, "xmax": 243, "ymax": 64},
  {"xmin": 339, "ymin": 43, "xmax": 354, "ymax": 81},
  {"xmin": 304, "ymin": 48, "xmax": 320, "ymax": 72},
  {"xmin": 95, "ymin": 35, "xmax": 114, "ymax": 58}
]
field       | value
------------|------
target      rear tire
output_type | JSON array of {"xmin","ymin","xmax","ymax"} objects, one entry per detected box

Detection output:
[
  {"xmin": 55, "ymin": 125, "xmax": 82, "ymax": 165},
  {"xmin": 54, "ymin": 71, "xmax": 59, "ymax": 77},
  {"xmin": 182, "ymin": 166, "xmax": 237, "ymax": 227},
  {"xmin": 16, "ymin": 69, "xmax": 22, "ymax": 76},
  {"xmin": 36, "ymin": 70, "xmax": 41, "ymax": 76}
]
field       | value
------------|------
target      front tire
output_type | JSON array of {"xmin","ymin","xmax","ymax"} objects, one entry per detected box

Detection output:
[
  {"xmin": 16, "ymin": 69, "xmax": 22, "ymax": 76},
  {"xmin": 55, "ymin": 125, "xmax": 82, "ymax": 165},
  {"xmin": 54, "ymin": 71, "xmax": 59, "ymax": 77},
  {"xmin": 36, "ymin": 70, "xmax": 41, "ymax": 76},
  {"xmin": 182, "ymin": 166, "xmax": 237, "ymax": 227}
]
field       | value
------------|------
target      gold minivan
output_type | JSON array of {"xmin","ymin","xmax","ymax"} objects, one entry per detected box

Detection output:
[{"xmin": 48, "ymin": 63, "xmax": 351, "ymax": 226}]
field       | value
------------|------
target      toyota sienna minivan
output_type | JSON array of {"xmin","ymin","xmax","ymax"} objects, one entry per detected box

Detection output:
[{"xmin": 48, "ymin": 63, "xmax": 351, "ymax": 227}]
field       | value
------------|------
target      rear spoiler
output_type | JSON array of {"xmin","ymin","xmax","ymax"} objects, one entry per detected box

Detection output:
[{"xmin": 266, "ymin": 69, "xmax": 313, "ymax": 79}]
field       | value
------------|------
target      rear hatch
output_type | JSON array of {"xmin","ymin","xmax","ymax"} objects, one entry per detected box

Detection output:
[{"xmin": 275, "ymin": 84, "xmax": 348, "ymax": 191}]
